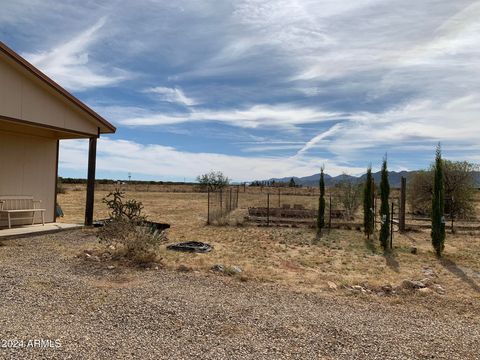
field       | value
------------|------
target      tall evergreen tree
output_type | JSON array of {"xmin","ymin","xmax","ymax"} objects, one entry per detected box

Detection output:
[
  {"xmin": 379, "ymin": 157, "xmax": 390, "ymax": 250},
  {"xmin": 431, "ymin": 144, "xmax": 446, "ymax": 257},
  {"xmin": 317, "ymin": 167, "xmax": 326, "ymax": 236},
  {"xmin": 363, "ymin": 166, "xmax": 374, "ymax": 239}
]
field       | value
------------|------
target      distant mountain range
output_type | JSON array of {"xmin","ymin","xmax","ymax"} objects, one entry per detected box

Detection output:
[{"xmin": 266, "ymin": 170, "xmax": 480, "ymax": 188}]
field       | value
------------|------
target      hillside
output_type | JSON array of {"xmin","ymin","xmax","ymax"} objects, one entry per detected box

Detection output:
[{"xmin": 268, "ymin": 170, "xmax": 480, "ymax": 188}]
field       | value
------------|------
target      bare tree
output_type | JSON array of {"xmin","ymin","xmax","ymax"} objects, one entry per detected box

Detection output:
[
  {"xmin": 334, "ymin": 177, "xmax": 362, "ymax": 220},
  {"xmin": 197, "ymin": 171, "xmax": 230, "ymax": 191},
  {"xmin": 408, "ymin": 160, "xmax": 478, "ymax": 219}
]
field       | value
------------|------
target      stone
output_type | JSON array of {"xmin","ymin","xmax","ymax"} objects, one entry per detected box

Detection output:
[
  {"xmin": 410, "ymin": 247, "xmax": 418, "ymax": 254},
  {"xmin": 107, "ymin": 265, "xmax": 115, "ymax": 270},
  {"xmin": 211, "ymin": 264, "xmax": 225, "ymax": 273},
  {"xmin": 381, "ymin": 284, "xmax": 393, "ymax": 294},
  {"xmin": 420, "ymin": 278, "xmax": 434, "ymax": 287},
  {"xmin": 418, "ymin": 287, "xmax": 433, "ymax": 295},
  {"xmin": 326, "ymin": 281, "xmax": 337, "ymax": 291},
  {"xmin": 432, "ymin": 284, "xmax": 446, "ymax": 294},
  {"xmin": 351, "ymin": 285, "xmax": 366, "ymax": 293},
  {"xmin": 402, "ymin": 280, "xmax": 426, "ymax": 289},
  {"xmin": 228, "ymin": 266, "xmax": 242, "ymax": 275},
  {"xmin": 422, "ymin": 267, "xmax": 437, "ymax": 277}
]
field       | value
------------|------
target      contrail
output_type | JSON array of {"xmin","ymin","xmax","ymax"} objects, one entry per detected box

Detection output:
[{"xmin": 295, "ymin": 123, "xmax": 343, "ymax": 156}]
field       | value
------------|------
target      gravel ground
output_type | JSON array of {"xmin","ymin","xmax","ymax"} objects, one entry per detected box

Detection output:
[{"xmin": 0, "ymin": 230, "xmax": 479, "ymax": 360}]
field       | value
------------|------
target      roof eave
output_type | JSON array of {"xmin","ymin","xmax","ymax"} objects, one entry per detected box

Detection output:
[{"xmin": 0, "ymin": 41, "xmax": 116, "ymax": 134}]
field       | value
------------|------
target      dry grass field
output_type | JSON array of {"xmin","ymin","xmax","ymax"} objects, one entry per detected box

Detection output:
[{"xmin": 57, "ymin": 184, "xmax": 480, "ymax": 304}]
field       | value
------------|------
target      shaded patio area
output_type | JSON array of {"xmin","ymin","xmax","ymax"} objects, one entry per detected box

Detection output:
[{"xmin": 0, "ymin": 223, "xmax": 83, "ymax": 240}]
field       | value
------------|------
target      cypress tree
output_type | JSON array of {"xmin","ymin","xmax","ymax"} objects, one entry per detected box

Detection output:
[
  {"xmin": 379, "ymin": 156, "xmax": 390, "ymax": 251},
  {"xmin": 317, "ymin": 167, "xmax": 326, "ymax": 236},
  {"xmin": 431, "ymin": 144, "xmax": 446, "ymax": 257},
  {"xmin": 363, "ymin": 166, "xmax": 374, "ymax": 239}
]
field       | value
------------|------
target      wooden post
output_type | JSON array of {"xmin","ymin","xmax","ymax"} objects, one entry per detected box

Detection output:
[
  {"xmin": 84, "ymin": 136, "xmax": 97, "ymax": 226},
  {"xmin": 329, "ymin": 193, "xmax": 332, "ymax": 230},
  {"xmin": 372, "ymin": 180, "xmax": 376, "ymax": 230},
  {"xmin": 267, "ymin": 193, "xmax": 270, "ymax": 226},
  {"xmin": 390, "ymin": 202, "xmax": 394, "ymax": 250},
  {"xmin": 207, "ymin": 188, "xmax": 210, "ymax": 225},
  {"xmin": 399, "ymin": 177, "xmax": 406, "ymax": 233},
  {"xmin": 236, "ymin": 186, "xmax": 239, "ymax": 209},
  {"xmin": 220, "ymin": 189, "xmax": 223, "ymax": 217},
  {"xmin": 278, "ymin": 188, "xmax": 281, "ymax": 208},
  {"xmin": 53, "ymin": 140, "xmax": 59, "ymax": 222}
]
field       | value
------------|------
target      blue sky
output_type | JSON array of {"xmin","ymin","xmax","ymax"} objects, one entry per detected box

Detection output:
[{"xmin": 1, "ymin": 0, "xmax": 480, "ymax": 182}]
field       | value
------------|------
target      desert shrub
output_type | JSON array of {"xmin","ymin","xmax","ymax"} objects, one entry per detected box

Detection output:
[
  {"xmin": 103, "ymin": 189, "xmax": 146, "ymax": 222},
  {"xmin": 98, "ymin": 189, "xmax": 166, "ymax": 264},
  {"xmin": 56, "ymin": 178, "xmax": 66, "ymax": 194},
  {"xmin": 98, "ymin": 219, "xmax": 167, "ymax": 263}
]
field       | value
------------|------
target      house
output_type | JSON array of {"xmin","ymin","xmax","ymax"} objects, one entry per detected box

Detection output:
[{"xmin": 0, "ymin": 42, "xmax": 116, "ymax": 228}]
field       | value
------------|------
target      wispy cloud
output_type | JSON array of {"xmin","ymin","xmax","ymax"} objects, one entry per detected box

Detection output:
[
  {"xmin": 4, "ymin": 1, "xmax": 480, "ymax": 179},
  {"xmin": 60, "ymin": 138, "xmax": 364, "ymax": 181},
  {"xmin": 120, "ymin": 104, "xmax": 344, "ymax": 128},
  {"xmin": 144, "ymin": 86, "xmax": 198, "ymax": 106},
  {"xmin": 23, "ymin": 17, "xmax": 129, "ymax": 91}
]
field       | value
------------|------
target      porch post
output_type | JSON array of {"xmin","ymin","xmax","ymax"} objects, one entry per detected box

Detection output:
[{"xmin": 85, "ymin": 136, "xmax": 97, "ymax": 226}]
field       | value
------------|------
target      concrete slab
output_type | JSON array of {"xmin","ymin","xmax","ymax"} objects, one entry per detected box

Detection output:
[{"xmin": 0, "ymin": 223, "xmax": 83, "ymax": 239}]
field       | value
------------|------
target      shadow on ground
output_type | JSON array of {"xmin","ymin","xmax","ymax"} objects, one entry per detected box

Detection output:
[
  {"xmin": 385, "ymin": 252, "xmax": 400, "ymax": 273},
  {"xmin": 440, "ymin": 258, "xmax": 480, "ymax": 293}
]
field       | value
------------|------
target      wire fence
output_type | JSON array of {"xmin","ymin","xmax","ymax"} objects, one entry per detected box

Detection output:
[{"xmin": 207, "ymin": 186, "xmax": 240, "ymax": 224}]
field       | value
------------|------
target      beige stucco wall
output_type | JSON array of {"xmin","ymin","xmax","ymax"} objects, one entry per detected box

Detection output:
[
  {"xmin": 0, "ymin": 55, "xmax": 99, "ymax": 136},
  {"xmin": 0, "ymin": 130, "xmax": 56, "ymax": 226}
]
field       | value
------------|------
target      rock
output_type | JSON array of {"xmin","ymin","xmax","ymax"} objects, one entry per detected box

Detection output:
[
  {"xmin": 418, "ymin": 287, "xmax": 433, "ymax": 295},
  {"xmin": 211, "ymin": 264, "xmax": 225, "ymax": 273},
  {"xmin": 227, "ymin": 266, "xmax": 242, "ymax": 275},
  {"xmin": 211, "ymin": 264, "xmax": 242, "ymax": 275},
  {"xmin": 326, "ymin": 281, "xmax": 337, "ymax": 291},
  {"xmin": 381, "ymin": 284, "xmax": 393, "ymax": 294},
  {"xmin": 402, "ymin": 280, "xmax": 426, "ymax": 290},
  {"xmin": 107, "ymin": 265, "xmax": 115, "ymax": 270},
  {"xmin": 422, "ymin": 267, "xmax": 437, "ymax": 277},
  {"xmin": 420, "ymin": 278, "xmax": 435, "ymax": 287},
  {"xmin": 432, "ymin": 284, "xmax": 446, "ymax": 294},
  {"xmin": 410, "ymin": 247, "xmax": 418, "ymax": 254},
  {"xmin": 351, "ymin": 285, "xmax": 366, "ymax": 293}
]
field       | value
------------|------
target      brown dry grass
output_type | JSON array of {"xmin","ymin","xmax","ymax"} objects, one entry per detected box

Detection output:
[{"xmin": 57, "ymin": 186, "xmax": 480, "ymax": 302}]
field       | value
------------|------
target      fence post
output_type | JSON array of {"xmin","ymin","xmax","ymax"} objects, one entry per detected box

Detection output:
[
  {"xmin": 399, "ymin": 177, "xmax": 406, "ymax": 233},
  {"xmin": 278, "ymin": 188, "xmax": 281, "ymax": 208},
  {"xmin": 236, "ymin": 186, "xmax": 239, "ymax": 209},
  {"xmin": 390, "ymin": 201, "xmax": 394, "ymax": 250},
  {"xmin": 207, "ymin": 188, "xmax": 210, "ymax": 225},
  {"xmin": 329, "ymin": 193, "xmax": 332, "ymax": 230},
  {"xmin": 372, "ymin": 180, "xmax": 376, "ymax": 230},
  {"xmin": 229, "ymin": 187, "xmax": 232, "ymax": 212},
  {"xmin": 220, "ymin": 189, "xmax": 223, "ymax": 217},
  {"xmin": 267, "ymin": 193, "xmax": 270, "ymax": 226}
]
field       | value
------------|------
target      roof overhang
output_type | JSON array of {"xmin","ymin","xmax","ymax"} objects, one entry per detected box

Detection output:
[{"xmin": 0, "ymin": 41, "xmax": 116, "ymax": 135}]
